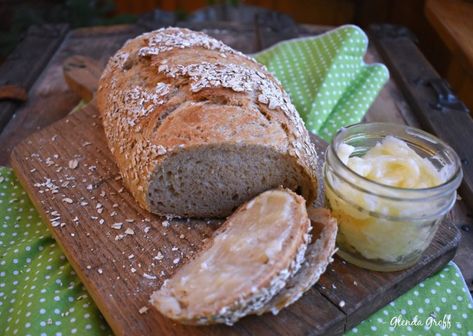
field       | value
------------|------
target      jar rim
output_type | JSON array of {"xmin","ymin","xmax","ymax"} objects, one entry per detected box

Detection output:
[{"xmin": 329, "ymin": 122, "xmax": 463, "ymax": 198}]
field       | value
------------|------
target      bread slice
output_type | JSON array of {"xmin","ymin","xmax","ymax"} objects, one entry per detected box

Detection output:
[
  {"xmin": 257, "ymin": 207, "xmax": 337, "ymax": 315},
  {"xmin": 150, "ymin": 189, "xmax": 311, "ymax": 325},
  {"xmin": 97, "ymin": 27, "xmax": 318, "ymax": 218}
]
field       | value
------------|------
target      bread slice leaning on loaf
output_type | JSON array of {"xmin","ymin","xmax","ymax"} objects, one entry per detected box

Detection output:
[
  {"xmin": 258, "ymin": 207, "xmax": 337, "ymax": 315},
  {"xmin": 97, "ymin": 27, "xmax": 318, "ymax": 218},
  {"xmin": 150, "ymin": 189, "xmax": 311, "ymax": 325}
]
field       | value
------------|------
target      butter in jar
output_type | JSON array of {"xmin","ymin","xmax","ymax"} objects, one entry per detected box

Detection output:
[{"xmin": 324, "ymin": 123, "xmax": 463, "ymax": 271}]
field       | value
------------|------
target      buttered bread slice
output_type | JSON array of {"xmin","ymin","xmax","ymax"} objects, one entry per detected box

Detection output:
[{"xmin": 150, "ymin": 189, "xmax": 311, "ymax": 325}]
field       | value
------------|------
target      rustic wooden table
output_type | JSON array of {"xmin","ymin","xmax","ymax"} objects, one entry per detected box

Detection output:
[{"xmin": 0, "ymin": 18, "xmax": 472, "ymax": 312}]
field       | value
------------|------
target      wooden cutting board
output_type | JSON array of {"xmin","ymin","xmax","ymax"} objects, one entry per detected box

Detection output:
[{"xmin": 9, "ymin": 55, "xmax": 461, "ymax": 335}]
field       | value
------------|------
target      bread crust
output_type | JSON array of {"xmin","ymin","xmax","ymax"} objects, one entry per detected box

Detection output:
[{"xmin": 97, "ymin": 27, "xmax": 318, "ymax": 217}]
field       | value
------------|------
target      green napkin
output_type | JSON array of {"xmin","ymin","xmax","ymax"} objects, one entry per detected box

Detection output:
[
  {"xmin": 254, "ymin": 25, "xmax": 389, "ymax": 141},
  {"xmin": 2, "ymin": 26, "xmax": 471, "ymax": 336}
]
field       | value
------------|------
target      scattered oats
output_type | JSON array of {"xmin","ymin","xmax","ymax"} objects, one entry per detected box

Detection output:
[
  {"xmin": 99, "ymin": 219, "xmax": 105, "ymax": 225},
  {"xmin": 70, "ymin": 233, "xmax": 75, "ymax": 237},
  {"xmin": 114, "ymin": 175, "xmax": 122, "ymax": 181},
  {"xmin": 60, "ymin": 223, "xmax": 66, "ymax": 227},
  {"xmin": 52, "ymin": 221, "xmax": 61, "ymax": 227},
  {"xmin": 77, "ymin": 294, "xmax": 87, "ymax": 301},
  {"xmin": 353, "ymin": 281, "xmax": 358, "ymax": 286},
  {"xmin": 97, "ymin": 268, "xmax": 103, "ymax": 274},
  {"xmin": 100, "ymin": 191, "xmax": 106, "ymax": 197},
  {"xmin": 173, "ymin": 258, "xmax": 180, "ymax": 264},
  {"xmin": 144, "ymin": 226, "xmax": 151, "ymax": 233},
  {"xmin": 68, "ymin": 159, "xmax": 79, "ymax": 169},
  {"xmin": 125, "ymin": 228, "xmax": 135, "ymax": 235},
  {"xmin": 154, "ymin": 252, "xmax": 164, "ymax": 261},
  {"xmin": 91, "ymin": 216, "xmax": 98, "ymax": 220},
  {"xmin": 30, "ymin": 168, "xmax": 36, "ymax": 173},
  {"xmin": 144, "ymin": 218, "xmax": 151, "ymax": 222},
  {"xmin": 332, "ymin": 283, "xmax": 337, "ymax": 289},
  {"xmin": 179, "ymin": 234, "xmax": 185, "ymax": 239},
  {"xmin": 73, "ymin": 216, "xmax": 79, "ymax": 222},
  {"xmin": 115, "ymin": 234, "xmax": 125, "ymax": 241},
  {"xmin": 86, "ymin": 265, "xmax": 91, "ymax": 270},
  {"xmin": 131, "ymin": 267, "xmax": 136, "ymax": 273},
  {"xmin": 51, "ymin": 135, "xmax": 58, "ymax": 141},
  {"xmin": 112, "ymin": 203, "xmax": 119, "ymax": 208},
  {"xmin": 82, "ymin": 141, "xmax": 92, "ymax": 147},
  {"xmin": 138, "ymin": 306, "xmax": 148, "ymax": 315},
  {"xmin": 97, "ymin": 208, "xmax": 103, "ymax": 214},
  {"xmin": 96, "ymin": 203, "xmax": 103, "ymax": 209},
  {"xmin": 143, "ymin": 273, "xmax": 156, "ymax": 280},
  {"xmin": 339, "ymin": 300, "xmax": 346, "ymax": 308},
  {"xmin": 137, "ymin": 186, "xmax": 144, "ymax": 191},
  {"xmin": 88, "ymin": 165, "xmax": 96, "ymax": 171},
  {"xmin": 118, "ymin": 187, "xmax": 124, "ymax": 193},
  {"xmin": 171, "ymin": 247, "xmax": 178, "ymax": 251},
  {"xmin": 62, "ymin": 197, "xmax": 73, "ymax": 204},
  {"xmin": 162, "ymin": 220, "xmax": 170, "ymax": 228},
  {"xmin": 80, "ymin": 201, "xmax": 88, "ymax": 206},
  {"xmin": 128, "ymin": 254, "xmax": 134, "ymax": 259},
  {"xmin": 110, "ymin": 211, "xmax": 117, "ymax": 217},
  {"xmin": 86, "ymin": 184, "xmax": 93, "ymax": 191},
  {"xmin": 125, "ymin": 219, "xmax": 134, "ymax": 223},
  {"xmin": 155, "ymin": 145, "xmax": 167, "ymax": 155},
  {"xmin": 111, "ymin": 223, "xmax": 123, "ymax": 230}
]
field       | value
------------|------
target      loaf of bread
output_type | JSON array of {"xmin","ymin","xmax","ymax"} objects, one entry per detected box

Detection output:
[
  {"xmin": 150, "ymin": 189, "xmax": 312, "ymax": 325},
  {"xmin": 97, "ymin": 27, "xmax": 318, "ymax": 218}
]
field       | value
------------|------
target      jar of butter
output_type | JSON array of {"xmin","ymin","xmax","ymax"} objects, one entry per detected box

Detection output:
[{"xmin": 324, "ymin": 123, "xmax": 463, "ymax": 271}]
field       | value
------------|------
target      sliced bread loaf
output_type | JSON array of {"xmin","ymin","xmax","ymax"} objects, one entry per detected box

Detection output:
[
  {"xmin": 149, "ymin": 189, "xmax": 311, "ymax": 325},
  {"xmin": 97, "ymin": 27, "xmax": 318, "ymax": 218}
]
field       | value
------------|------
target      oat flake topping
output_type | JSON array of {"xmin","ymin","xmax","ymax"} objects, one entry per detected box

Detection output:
[{"xmin": 138, "ymin": 27, "xmax": 235, "ymax": 57}]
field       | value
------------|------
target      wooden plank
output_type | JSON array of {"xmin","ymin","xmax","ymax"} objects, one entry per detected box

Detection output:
[
  {"xmin": 425, "ymin": 0, "xmax": 473, "ymax": 75},
  {"xmin": 371, "ymin": 24, "xmax": 473, "ymax": 210},
  {"xmin": 10, "ymin": 103, "xmax": 345, "ymax": 336},
  {"xmin": 0, "ymin": 24, "xmax": 69, "ymax": 131},
  {"xmin": 0, "ymin": 25, "xmax": 140, "ymax": 166}
]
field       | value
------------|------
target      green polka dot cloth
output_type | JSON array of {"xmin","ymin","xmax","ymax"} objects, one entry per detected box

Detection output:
[
  {"xmin": 1, "ymin": 25, "xmax": 472, "ymax": 336},
  {"xmin": 254, "ymin": 24, "xmax": 389, "ymax": 141}
]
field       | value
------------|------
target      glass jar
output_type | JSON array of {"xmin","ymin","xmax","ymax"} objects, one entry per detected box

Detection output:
[{"xmin": 324, "ymin": 123, "xmax": 463, "ymax": 272}]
